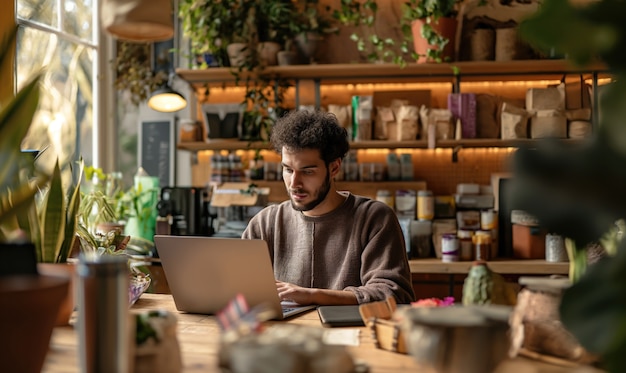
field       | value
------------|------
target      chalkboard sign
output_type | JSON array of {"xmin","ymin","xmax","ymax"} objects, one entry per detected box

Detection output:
[{"xmin": 139, "ymin": 120, "xmax": 174, "ymax": 187}]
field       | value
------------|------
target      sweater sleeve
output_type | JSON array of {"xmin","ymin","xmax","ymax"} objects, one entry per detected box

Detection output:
[{"xmin": 343, "ymin": 202, "xmax": 416, "ymax": 304}]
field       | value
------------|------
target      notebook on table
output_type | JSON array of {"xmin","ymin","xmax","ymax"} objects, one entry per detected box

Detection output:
[
  {"xmin": 154, "ymin": 235, "xmax": 316, "ymax": 320},
  {"xmin": 317, "ymin": 305, "xmax": 365, "ymax": 327}
]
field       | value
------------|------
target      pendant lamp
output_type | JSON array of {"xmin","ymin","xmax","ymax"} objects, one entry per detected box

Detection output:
[
  {"xmin": 148, "ymin": 78, "xmax": 187, "ymax": 113},
  {"xmin": 101, "ymin": 0, "xmax": 174, "ymax": 42}
]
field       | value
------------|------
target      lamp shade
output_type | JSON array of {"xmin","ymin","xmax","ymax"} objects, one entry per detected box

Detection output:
[
  {"xmin": 148, "ymin": 86, "xmax": 187, "ymax": 113},
  {"xmin": 101, "ymin": 0, "xmax": 174, "ymax": 42}
]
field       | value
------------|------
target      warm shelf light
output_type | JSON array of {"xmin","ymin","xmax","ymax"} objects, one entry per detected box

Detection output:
[{"xmin": 148, "ymin": 86, "xmax": 187, "ymax": 113}]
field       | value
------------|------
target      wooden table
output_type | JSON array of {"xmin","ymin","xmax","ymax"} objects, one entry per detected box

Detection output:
[{"xmin": 42, "ymin": 293, "xmax": 600, "ymax": 373}]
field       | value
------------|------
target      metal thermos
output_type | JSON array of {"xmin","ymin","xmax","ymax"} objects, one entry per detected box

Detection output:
[{"xmin": 77, "ymin": 254, "xmax": 130, "ymax": 373}]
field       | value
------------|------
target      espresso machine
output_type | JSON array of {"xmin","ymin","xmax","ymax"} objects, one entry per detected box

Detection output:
[{"xmin": 157, "ymin": 187, "xmax": 215, "ymax": 237}]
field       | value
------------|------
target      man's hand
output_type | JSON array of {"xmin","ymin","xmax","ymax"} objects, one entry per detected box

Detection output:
[
  {"xmin": 275, "ymin": 280, "xmax": 358, "ymax": 306},
  {"xmin": 276, "ymin": 280, "xmax": 315, "ymax": 305}
]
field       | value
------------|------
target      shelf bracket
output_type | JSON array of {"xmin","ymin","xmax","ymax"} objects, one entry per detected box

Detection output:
[{"xmin": 452, "ymin": 145, "xmax": 462, "ymax": 163}]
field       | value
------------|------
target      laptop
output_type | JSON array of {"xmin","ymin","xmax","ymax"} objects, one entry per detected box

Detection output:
[{"xmin": 154, "ymin": 235, "xmax": 316, "ymax": 320}]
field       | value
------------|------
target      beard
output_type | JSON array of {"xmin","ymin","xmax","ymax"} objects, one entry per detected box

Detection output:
[{"xmin": 288, "ymin": 170, "xmax": 331, "ymax": 212}]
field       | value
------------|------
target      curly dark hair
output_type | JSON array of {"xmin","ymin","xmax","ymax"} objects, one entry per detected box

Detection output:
[{"xmin": 270, "ymin": 110, "xmax": 350, "ymax": 165}]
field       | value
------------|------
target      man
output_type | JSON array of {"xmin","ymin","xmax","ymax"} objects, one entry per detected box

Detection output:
[{"xmin": 242, "ymin": 110, "xmax": 415, "ymax": 305}]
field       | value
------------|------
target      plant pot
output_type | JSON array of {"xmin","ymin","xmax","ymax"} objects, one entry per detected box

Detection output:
[
  {"xmin": 37, "ymin": 262, "xmax": 77, "ymax": 326},
  {"xmin": 295, "ymin": 32, "xmax": 324, "ymax": 64},
  {"xmin": 0, "ymin": 274, "xmax": 69, "ymax": 373},
  {"xmin": 509, "ymin": 277, "xmax": 598, "ymax": 364},
  {"xmin": 411, "ymin": 17, "xmax": 458, "ymax": 63},
  {"xmin": 226, "ymin": 43, "xmax": 251, "ymax": 68},
  {"xmin": 257, "ymin": 42, "xmax": 281, "ymax": 66},
  {"xmin": 277, "ymin": 51, "xmax": 299, "ymax": 66},
  {"xmin": 400, "ymin": 305, "xmax": 511, "ymax": 373}
]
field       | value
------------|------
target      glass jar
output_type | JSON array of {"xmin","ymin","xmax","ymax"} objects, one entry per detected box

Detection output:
[
  {"xmin": 417, "ymin": 190, "xmax": 434, "ymax": 221},
  {"xmin": 457, "ymin": 229, "xmax": 474, "ymax": 261},
  {"xmin": 473, "ymin": 231, "xmax": 492, "ymax": 261},
  {"xmin": 441, "ymin": 233, "xmax": 459, "ymax": 262}
]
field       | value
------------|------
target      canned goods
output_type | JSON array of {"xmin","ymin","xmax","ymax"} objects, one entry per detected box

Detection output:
[
  {"xmin": 441, "ymin": 233, "xmax": 459, "ymax": 262},
  {"xmin": 457, "ymin": 229, "xmax": 474, "ymax": 261},
  {"xmin": 480, "ymin": 209, "xmax": 497, "ymax": 230},
  {"xmin": 417, "ymin": 190, "xmax": 434, "ymax": 221}
]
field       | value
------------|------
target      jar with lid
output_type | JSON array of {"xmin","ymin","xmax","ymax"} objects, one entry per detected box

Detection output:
[
  {"xmin": 441, "ymin": 233, "xmax": 459, "ymax": 262},
  {"xmin": 457, "ymin": 229, "xmax": 474, "ymax": 261},
  {"xmin": 376, "ymin": 189, "xmax": 394, "ymax": 209},
  {"xmin": 417, "ymin": 190, "xmax": 434, "ymax": 221},
  {"xmin": 473, "ymin": 231, "xmax": 492, "ymax": 261}
]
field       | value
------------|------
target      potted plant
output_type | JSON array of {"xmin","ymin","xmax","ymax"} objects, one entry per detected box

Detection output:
[
  {"xmin": 509, "ymin": 0, "xmax": 626, "ymax": 370},
  {"xmin": 0, "ymin": 25, "xmax": 72, "ymax": 373},
  {"xmin": 401, "ymin": 0, "xmax": 462, "ymax": 63},
  {"xmin": 289, "ymin": 0, "xmax": 337, "ymax": 64},
  {"xmin": 179, "ymin": 0, "xmax": 257, "ymax": 68},
  {"xmin": 79, "ymin": 164, "xmax": 125, "ymax": 235},
  {"xmin": 333, "ymin": 0, "xmax": 400, "ymax": 63},
  {"xmin": 113, "ymin": 41, "xmax": 168, "ymax": 105}
]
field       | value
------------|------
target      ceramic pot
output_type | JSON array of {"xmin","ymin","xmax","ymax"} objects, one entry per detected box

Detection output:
[
  {"xmin": 277, "ymin": 51, "xmax": 299, "ymax": 66},
  {"xmin": 0, "ymin": 274, "xmax": 69, "ymax": 373},
  {"xmin": 411, "ymin": 17, "xmax": 458, "ymax": 63},
  {"xmin": 295, "ymin": 32, "xmax": 324, "ymax": 64},
  {"xmin": 400, "ymin": 305, "xmax": 511, "ymax": 373},
  {"xmin": 227, "ymin": 43, "xmax": 251, "ymax": 67},
  {"xmin": 38, "ymin": 262, "xmax": 77, "ymax": 326},
  {"xmin": 257, "ymin": 41, "xmax": 281, "ymax": 66}
]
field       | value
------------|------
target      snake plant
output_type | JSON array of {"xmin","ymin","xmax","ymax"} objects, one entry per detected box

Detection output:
[{"xmin": 0, "ymin": 25, "xmax": 47, "ymax": 241}]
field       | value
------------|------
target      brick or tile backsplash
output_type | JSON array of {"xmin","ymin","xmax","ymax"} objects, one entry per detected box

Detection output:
[{"xmin": 357, "ymin": 148, "xmax": 515, "ymax": 195}]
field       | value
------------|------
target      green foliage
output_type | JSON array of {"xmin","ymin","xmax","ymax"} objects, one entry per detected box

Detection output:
[
  {"xmin": 511, "ymin": 0, "xmax": 626, "ymax": 369},
  {"xmin": 0, "ymin": 25, "xmax": 48, "ymax": 240},
  {"xmin": 78, "ymin": 165, "xmax": 123, "ymax": 231},
  {"xmin": 11, "ymin": 155, "xmax": 83, "ymax": 263},
  {"xmin": 333, "ymin": 0, "xmax": 462, "ymax": 64},
  {"xmin": 113, "ymin": 41, "xmax": 167, "ymax": 106}
]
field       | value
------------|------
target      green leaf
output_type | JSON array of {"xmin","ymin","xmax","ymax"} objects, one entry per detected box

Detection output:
[
  {"xmin": 561, "ymin": 241, "xmax": 626, "ymax": 371},
  {"xmin": 39, "ymin": 161, "xmax": 66, "ymax": 263}
]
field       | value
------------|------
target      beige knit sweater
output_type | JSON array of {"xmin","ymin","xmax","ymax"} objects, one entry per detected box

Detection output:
[{"xmin": 242, "ymin": 192, "xmax": 415, "ymax": 304}]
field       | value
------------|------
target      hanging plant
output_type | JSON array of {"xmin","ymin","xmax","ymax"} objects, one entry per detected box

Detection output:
[{"xmin": 113, "ymin": 41, "xmax": 168, "ymax": 106}]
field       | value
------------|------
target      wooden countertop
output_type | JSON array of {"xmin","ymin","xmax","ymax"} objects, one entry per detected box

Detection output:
[
  {"xmin": 409, "ymin": 258, "xmax": 570, "ymax": 275},
  {"xmin": 42, "ymin": 293, "xmax": 598, "ymax": 373}
]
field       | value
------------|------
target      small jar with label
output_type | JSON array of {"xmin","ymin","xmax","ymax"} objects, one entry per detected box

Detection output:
[
  {"xmin": 457, "ymin": 229, "xmax": 474, "ymax": 261},
  {"xmin": 441, "ymin": 233, "xmax": 459, "ymax": 262},
  {"xmin": 473, "ymin": 231, "xmax": 492, "ymax": 261},
  {"xmin": 480, "ymin": 209, "xmax": 497, "ymax": 230},
  {"xmin": 376, "ymin": 189, "xmax": 394, "ymax": 209},
  {"xmin": 417, "ymin": 190, "xmax": 434, "ymax": 221}
]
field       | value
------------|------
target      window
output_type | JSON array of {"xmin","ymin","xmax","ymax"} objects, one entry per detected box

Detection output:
[{"xmin": 16, "ymin": 0, "xmax": 97, "ymax": 168}]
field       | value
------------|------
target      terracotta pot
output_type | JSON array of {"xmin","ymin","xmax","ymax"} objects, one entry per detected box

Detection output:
[
  {"xmin": 37, "ymin": 262, "xmax": 77, "ymax": 326},
  {"xmin": 257, "ymin": 42, "xmax": 281, "ymax": 66},
  {"xmin": 411, "ymin": 17, "xmax": 458, "ymax": 63},
  {"xmin": 226, "ymin": 43, "xmax": 251, "ymax": 67},
  {"xmin": 0, "ymin": 274, "xmax": 69, "ymax": 373}
]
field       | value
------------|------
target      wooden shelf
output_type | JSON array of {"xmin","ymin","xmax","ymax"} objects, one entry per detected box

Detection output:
[
  {"xmin": 251, "ymin": 180, "xmax": 428, "ymax": 203},
  {"xmin": 409, "ymin": 258, "xmax": 569, "ymax": 275},
  {"xmin": 176, "ymin": 59, "xmax": 609, "ymax": 88},
  {"xmin": 178, "ymin": 138, "xmax": 587, "ymax": 152}
]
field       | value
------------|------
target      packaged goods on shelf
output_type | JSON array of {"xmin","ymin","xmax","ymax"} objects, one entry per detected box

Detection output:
[{"xmin": 447, "ymin": 93, "xmax": 477, "ymax": 139}]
